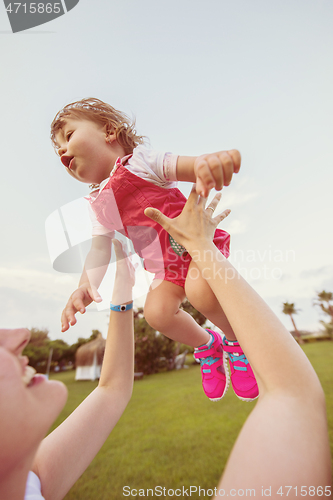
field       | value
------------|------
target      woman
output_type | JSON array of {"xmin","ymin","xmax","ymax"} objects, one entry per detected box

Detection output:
[
  {"xmin": 0, "ymin": 239, "xmax": 134, "ymax": 500},
  {"xmin": 145, "ymin": 186, "xmax": 332, "ymax": 497},
  {"xmin": 1, "ymin": 190, "xmax": 331, "ymax": 499}
]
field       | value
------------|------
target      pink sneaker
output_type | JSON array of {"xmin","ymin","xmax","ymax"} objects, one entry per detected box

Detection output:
[
  {"xmin": 222, "ymin": 337, "xmax": 259, "ymax": 401},
  {"xmin": 194, "ymin": 330, "xmax": 229, "ymax": 401}
]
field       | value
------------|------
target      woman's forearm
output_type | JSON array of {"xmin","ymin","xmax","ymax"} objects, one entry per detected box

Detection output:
[
  {"xmin": 33, "ymin": 245, "xmax": 134, "ymax": 500},
  {"xmin": 98, "ymin": 304, "xmax": 134, "ymax": 391},
  {"xmin": 99, "ymin": 240, "xmax": 134, "ymax": 391}
]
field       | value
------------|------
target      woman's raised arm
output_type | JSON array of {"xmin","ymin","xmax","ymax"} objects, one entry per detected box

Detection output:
[
  {"xmin": 32, "ymin": 239, "xmax": 135, "ymax": 500},
  {"xmin": 145, "ymin": 186, "xmax": 332, "ymax": 497}
]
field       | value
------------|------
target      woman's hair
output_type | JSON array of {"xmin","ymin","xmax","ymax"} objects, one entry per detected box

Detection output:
[{"xmin": 50, "ymin": 98, "xmax": 145, "ymax": 154}]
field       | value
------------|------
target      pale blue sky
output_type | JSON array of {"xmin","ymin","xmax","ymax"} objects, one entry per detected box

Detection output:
[{"xmin": 1, "ymin": 0, "xmax": 332, "ymax": 343}]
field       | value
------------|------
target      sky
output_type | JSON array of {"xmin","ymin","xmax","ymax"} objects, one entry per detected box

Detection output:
[{"xmin": 1, "ymin": 0, "xmax": 332, "ymax": 344}]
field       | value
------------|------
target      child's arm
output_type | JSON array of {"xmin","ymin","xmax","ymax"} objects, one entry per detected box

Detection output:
[
  {"xmin": 32, "ymin": 240, "xmax": 134, "ymax": 500},
  {"xmin": 176, "ymin": 149, "xmax": 241, "ymax": 197},
  {"xmin": 61, "ymin": 234, "xmax": 112, "ymax": 332}
]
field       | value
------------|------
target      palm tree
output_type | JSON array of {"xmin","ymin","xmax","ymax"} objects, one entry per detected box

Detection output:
[
  {"xmin": 314, "ymin": 290, "xmax": 333, "ymax": 322},
  {"xmin": 314, "ymin": 290, "xmax": 333, "ymax": 340},
  {"xmin": 282, "ymin": 302, "xmax": 304, "ymax": 344}
]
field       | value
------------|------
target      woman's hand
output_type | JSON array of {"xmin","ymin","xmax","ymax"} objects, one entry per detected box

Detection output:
[{"xmin": 144, "ymin": 185, "xmax": 230, "ymax": 256}]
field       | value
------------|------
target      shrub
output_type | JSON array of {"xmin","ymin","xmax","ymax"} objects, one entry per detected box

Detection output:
[{"xmin": 134, "ymin": 310, "xmax": 176, "ymax": 374}]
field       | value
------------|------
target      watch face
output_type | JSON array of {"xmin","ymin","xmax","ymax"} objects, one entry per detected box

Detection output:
[{"xmin": 120, "ymin": 305, "xmax": 126, "ymax": 311}]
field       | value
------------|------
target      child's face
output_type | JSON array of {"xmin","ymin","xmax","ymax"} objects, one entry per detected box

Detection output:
[{"xmin": 56, "ymin": 118, "xmax": 118, "ymax": 185}]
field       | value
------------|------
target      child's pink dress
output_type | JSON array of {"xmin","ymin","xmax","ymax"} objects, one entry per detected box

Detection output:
[{"xmin": 88, "ymin": 146, "xmax": 230, "ymax": 288}]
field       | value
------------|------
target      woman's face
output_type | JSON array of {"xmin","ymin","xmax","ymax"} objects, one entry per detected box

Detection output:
[{"xmin": 0, "ymin": 328, "xmax": 68, "ymax": 472}]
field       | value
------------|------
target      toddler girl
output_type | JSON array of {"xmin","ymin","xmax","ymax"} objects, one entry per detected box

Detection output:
[{"xmin": 51, "ymin": 98, "xmax": 258, "ymax": 402}]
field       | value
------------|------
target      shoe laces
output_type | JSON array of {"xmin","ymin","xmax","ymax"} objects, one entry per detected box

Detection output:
[
  {"xmin": 228, "ymin": 352, "xmax": 249, "ymax": 372},
  {"xmin": 195, "ymin": 340, "xmax": 222, "ymax": 372},
  {"xmin": 199, "ymin": 355, "xmax": 220, "ymax": 367}
]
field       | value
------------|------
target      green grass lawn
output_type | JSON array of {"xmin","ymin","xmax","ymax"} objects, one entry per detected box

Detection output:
[{"xmin": 49, "ymin": 341, "xmax": 333, "ymax": 500}]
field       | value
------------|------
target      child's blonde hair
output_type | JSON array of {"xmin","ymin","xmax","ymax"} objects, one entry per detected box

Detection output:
[{"xmin": 51, "ymin": 97, "xmax": 145, "ymax": 154}]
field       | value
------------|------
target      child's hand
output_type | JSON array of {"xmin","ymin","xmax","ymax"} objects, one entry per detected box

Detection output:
[
  {"xmin": 194, "ymin": 149, "xmax": 241, "ymax": 197},
  {"xmin": 61, "ymin": 284, "xmax": 102, "ymax": 332}
]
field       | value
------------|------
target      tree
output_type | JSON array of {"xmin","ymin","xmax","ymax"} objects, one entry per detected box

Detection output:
[
  {"xmin": 170, "ymin": 298, "xmax": 207, "ymax": 361},
  {"xmin": 90, "ymin": 330, "xmax": 101, "ymax": 341},
  {"xmin": 49, "ymin": 339, "xmax": 70, "ymax": 368},
  {"xmin": 133, "ymin": 300, "xmax": 208, "ymax": 373},
  {"xmin": 23, "ymin": 328, "xmax": 52, "ymax": 371},
  {"xmin": 134, "ymin": 309, "xmax": 176, "ymax": 374},
  {"xmin": 320, "ymin": 321, "xmax": 333, "ymax": 340},
  {"xmin": 23, "ymin": 328, "xmax": 103, "ymax": 372},
  {"xmin": 28, "ymin": 327, "xmax": 50, "ymax": 347},
  {"xmin": 180, "ymin": 298, "xmax": 207, "ymax": 327},
  {"xmin": 66, "ymin": 330, "xmax": 103, "ymax": 366},
  {"xmin": 282, "ymin": 302, "xmax": 304, "ymax": 344},
  {"xmin": 314, "ymin": 290, "xmax": 333, "ymax": 321},
  {"xmin": 314, "ymin": 290, "xmax": 333, "ymax": 340}
]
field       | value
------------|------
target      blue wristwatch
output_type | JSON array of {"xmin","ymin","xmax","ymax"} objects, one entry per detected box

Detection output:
[{"xmin": 110, "ymin": 301, "xmax": 133, "ymax": 312}]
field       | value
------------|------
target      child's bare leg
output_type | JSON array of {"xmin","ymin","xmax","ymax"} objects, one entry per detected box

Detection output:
[
  {"xmin": 185, "ymin": 261, "xmax": 237, "ymax": 341},
  {"xmin": 144, "ymin": 280, "xmax": 210, "ymax": 347},
  {"xmin": 186, "ymin": 261, "xmax": 260, "ymax": 399}
]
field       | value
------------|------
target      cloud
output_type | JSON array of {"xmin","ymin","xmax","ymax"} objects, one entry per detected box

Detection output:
[
  {"xmin": 0, "ymin": 286, "xmax": 109, "ymax": 344},
  {"xmin": 317, "ymin": 275, "xmax": 333, "ymax": 293},
  {"xmin": 299, "ymin": 266, "xmax": 333, "ymax": 279},
  {"xmin": 218, "ymin": 218, "xmax": 247, "ymax": 234},
  {"xmin": 261, "ymin": 294, "xmax": 323, "ymax": 333},
  {"xmin": 0, "ymin": 286, "xmax": 63, "ymax": 331},
  {"xmin": 216, "ymin": 188, "xmax": 258, "ymax": 209},
  {"xmin": 297, "ymin": 267, "xmax": 333, "ymax": 297},
  {"xmin": 0, "ymin": 267, "xmax": 77, "ymax": 301}
]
